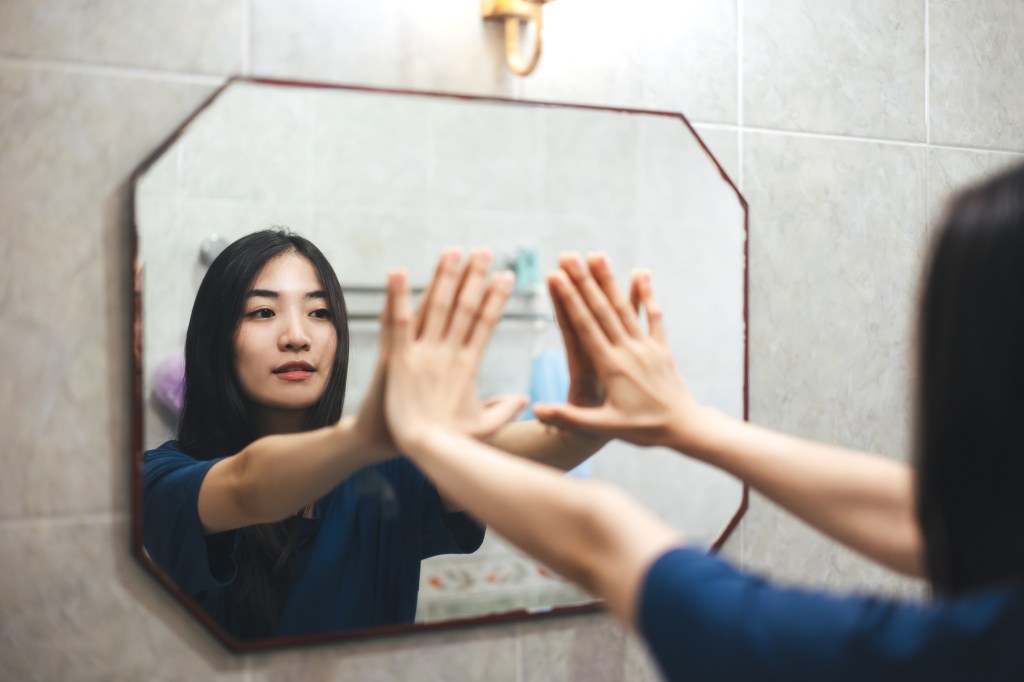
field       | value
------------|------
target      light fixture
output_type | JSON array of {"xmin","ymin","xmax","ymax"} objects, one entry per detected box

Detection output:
[{"xmin": 481, "ymin": 0, "xmax": 557, "ymax": 77}]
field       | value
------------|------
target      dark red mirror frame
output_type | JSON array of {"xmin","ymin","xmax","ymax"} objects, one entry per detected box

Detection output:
[{"xmin": 128, "ymin": 76, "xmax": 750, "ymax": 652}]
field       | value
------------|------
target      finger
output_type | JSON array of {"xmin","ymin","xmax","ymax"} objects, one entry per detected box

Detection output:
[
  {"xmin": 465, "ymin": 271, "xmax": 514, "ymax": 354},
  {"xmin": 420, "ymin": 248, "xmax": 463, "ymax": 342},
  {"xmin": 472, "ymin": 394, "xmax": 530, "ymax": 436},
  {"xmin": 547, "ymin": 269, "xmax": 614, "ymax": 360},
  {"xmin": 586, "ymin": 252, "xmax": 643, "ymax": 338},
  {"xmin": 548, "ymin": 273, "xmax": 583, "ymax": 357},
  {"xmin": 559, "ymin": 253, "xmax": 627, "ymax": 343},
  {"xmin": 635, "ymin": 270, "xmax": 666, "ymax": 341},
  {"xmin": 414, "ymin": 255, "xmax": 443, "ymax": 338},
  {"xmin": 446, "ymin": 249, "xmax": 492, "ymax": 344},
  {"xmin": 629, "ymin": 272, "xmax": 642, "ymax": 314},
  {"xmin": 387, "ymin": 269, "xmax": 414, "ymax": 354}
]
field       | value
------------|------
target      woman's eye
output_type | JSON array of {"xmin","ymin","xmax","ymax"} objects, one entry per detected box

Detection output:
[
  {"xmin": 310, "ymin": 308, "xmax": 330, "ymax": 319},
  {"xmin": 248, "ymin": 308, "xmax": 274, "ymax": 319}
]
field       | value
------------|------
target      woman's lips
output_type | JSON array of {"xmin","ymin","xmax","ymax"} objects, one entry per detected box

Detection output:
[
  {"xmin": 276, "ymin": 370, "xmax": 313, "ymax": 381},
  {"xmin": 273, "ymin": 362, "xmax": 315, "ymax": 381}
]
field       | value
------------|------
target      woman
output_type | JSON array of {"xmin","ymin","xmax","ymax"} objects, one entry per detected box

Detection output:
[
  {"xmin": 381, "ymin": 164, "xmax": 1024, "ymax": 679},
  {"xmin": 142, "ymin": 230, "xmax": 604, "ymax": 640}
]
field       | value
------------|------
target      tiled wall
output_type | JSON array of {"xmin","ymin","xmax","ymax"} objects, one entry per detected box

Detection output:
[{"xmin": 2, "ymin": 1, "xmax": 1023, "ymax": 680}]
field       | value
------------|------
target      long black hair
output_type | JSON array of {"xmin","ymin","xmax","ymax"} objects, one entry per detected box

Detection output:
[
  {"xmin": 916, "ymin": 162, "xmax": 1024, "ymax": 596},
  {"xmin": 178, "ymin": 228, "xmax": 349, "ymax": 635}
]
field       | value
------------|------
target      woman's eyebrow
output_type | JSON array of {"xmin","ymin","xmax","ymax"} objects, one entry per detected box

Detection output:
[{"xmin": 244, "ymin": 289, "xmax": 327, "ymax": 299}]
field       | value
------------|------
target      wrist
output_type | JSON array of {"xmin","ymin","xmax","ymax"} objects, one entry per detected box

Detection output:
[
  {"xmin": 336, "ymin": 416, "xmax": 396, "ymax": 464},
  {"xmin": 664, "ymin": 404, "xmax": 731, "ymax": 460},
  {"xmin": 396, "ymin": 422, "xmax": 463, "ymax": 460}
]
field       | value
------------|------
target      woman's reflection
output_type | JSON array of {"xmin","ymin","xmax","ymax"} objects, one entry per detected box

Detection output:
[{"xmin": 142, "ymin": 229, "xmax": 605, "ymax": 639}]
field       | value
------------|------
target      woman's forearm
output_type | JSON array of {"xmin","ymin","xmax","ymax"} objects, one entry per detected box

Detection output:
[
  {"xmin": 678, "ymin": 407, "xmax": 925, "ymax": 576},
  {"xmin": 199, "ymin": 417, "xmax": 388, "ymax": 532},
  {"xmin": 404, "ymin": 426, "xmax": 681, "ymax": 624},
  {"xmin": 487, "ymin": 420, "xmax": 607, "ymax": 471}
]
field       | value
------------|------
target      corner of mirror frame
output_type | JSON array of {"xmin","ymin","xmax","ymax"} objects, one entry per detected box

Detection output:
[{"xmin": 126, "ymin": 76, "xmax": 750, "ymax": 653}]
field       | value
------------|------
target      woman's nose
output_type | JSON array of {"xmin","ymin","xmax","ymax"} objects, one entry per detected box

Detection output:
[{"xmin": 279, "ymin": 313, "xmax": 312, "ymax": 351}]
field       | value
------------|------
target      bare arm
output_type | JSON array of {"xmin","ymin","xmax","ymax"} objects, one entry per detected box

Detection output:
[
  {"xmin": 486, "ymin": 420, "xmax": 607, "ymax": 471},
  {"xmin": 532, "ymin": 253, "xmax": 924, "ymax": 577},
  {"xmin": 407, "ymin": 427, "xmax": 681, "ymax": 626},
  {"xmin": 382, "ymin": 257, "xmax": 680, "ymax": 625},
  {"xmin": 675, "ymin": 408, "xmax": 921, "ymax": 576},
  {"xmin": 197, "ymin": 415, "xmax": 391, "ymax": 534}
]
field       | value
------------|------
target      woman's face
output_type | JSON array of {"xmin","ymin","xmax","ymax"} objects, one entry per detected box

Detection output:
[{"xmin": 233, "ymin": 253, "xmax": 337, "ymax": 426}]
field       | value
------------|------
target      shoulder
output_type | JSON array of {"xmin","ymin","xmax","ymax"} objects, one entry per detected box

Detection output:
[
  {"xmin": 142, "ymin": 441, "xmax": 219, "ymax": 494},
  {"xmin": 638, "ymin": 548, "xmax": 1024, "ymax": 680}
]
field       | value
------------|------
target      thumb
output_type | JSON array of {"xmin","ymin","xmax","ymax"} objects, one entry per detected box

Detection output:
[
  {"xmin": 533, "ymin": 402, "xmax": 611, "ymax": 435},
  {"xmin": 470, "ymin": 394, "xmax": 530, "ymax": 437}
]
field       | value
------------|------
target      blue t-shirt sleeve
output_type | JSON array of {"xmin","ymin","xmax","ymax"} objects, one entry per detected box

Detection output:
[
  {"xmin": 420, "ymin": 478, "xmax": 485, "ymax": 558},
  {"xmin": 639, "ymin": 547, "xmax": 1023, "ymax": 682},
  {"xmin": 142, "ymin": 443, "xmax": 239, "ymax": 596},
  {"xmin": 388, "ymin": 458, "xmax": 483, "ymax": 558}
]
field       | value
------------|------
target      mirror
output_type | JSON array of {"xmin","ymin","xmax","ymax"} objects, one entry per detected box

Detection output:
[{"xmin": 131, "ymin": 78, "xmax": 747, "ymax": 650}]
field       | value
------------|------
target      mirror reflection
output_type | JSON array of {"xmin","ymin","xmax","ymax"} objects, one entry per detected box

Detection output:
[{"xmin": 133, "ymin": 80, "xmax": 746, "ymax": 645}]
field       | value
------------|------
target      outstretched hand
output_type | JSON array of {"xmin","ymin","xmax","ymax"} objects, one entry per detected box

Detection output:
[
  {"xmin": 532, "ymin": 253, "xmax": 702, "ymax": 450},
  {"xmin": 383, "ymin": 249, "xmax": 529, "ymax": 453}
]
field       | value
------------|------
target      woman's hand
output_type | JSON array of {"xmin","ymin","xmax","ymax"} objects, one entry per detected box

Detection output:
[
  {"xmin": 347, "ymin": 356, "xmax": 397, "ymax": 463},
  {"xmin": 553, "ymin": 265, "xmax": 606, "ymax": 410},
  {"xmin": 383, "ymin": 249, "xmax": 528, "ymax": 452},
  {"xmin": 344, "ymin": 268, "xmax": 407, "ymax": 462},
  {"xmin": 532, "ymin": 253, "xmax": 706, "ymax": 451}
]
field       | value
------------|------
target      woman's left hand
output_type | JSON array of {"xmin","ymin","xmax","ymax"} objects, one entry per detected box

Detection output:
[{"xmin": 383, "ymin": 249, "xmax": 528, "ymax": 452}]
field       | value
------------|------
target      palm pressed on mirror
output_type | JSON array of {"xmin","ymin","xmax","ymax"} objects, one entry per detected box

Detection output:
[{"xmin": 130, "ymin": 78, "xmax": 748, "ymax": 651}]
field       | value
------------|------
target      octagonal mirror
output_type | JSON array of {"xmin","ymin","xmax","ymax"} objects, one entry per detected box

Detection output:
[{"xmin": 130, "ymin": 78, "xmax": 748, "ymax": 651}]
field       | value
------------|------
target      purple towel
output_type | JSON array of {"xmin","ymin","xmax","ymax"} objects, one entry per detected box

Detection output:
[{"xmin": 152, "ymin": 354, "xmax": 185, "ymax": 416}]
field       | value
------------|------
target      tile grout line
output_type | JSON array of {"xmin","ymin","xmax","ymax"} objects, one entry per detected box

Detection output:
[
  {"xmin": 0, "ymin": 57, "xmax": 1018, "ymax": 156},
  {"xmin": 242, "ymin": 0, "xmax": 253, "ymax": 76},
  {"xmin": 924, "ymin": 0, "xmax": 931, "ymax": 240},
  {"xmin": 737, "ymin": 125, "xmax": 1024, "ymax": 156},
  {"xmin": 737, "ymin": 0, "xmax": 745, "ymax": 191},
  {"xmin": 0, "ymin": 55, "xmax": 226, "ymax": 85},
  {"xmin": 925, "ymin": 0, "xmax": 931, "ymax": 146},
  {"xmin": 0, "ymin": 511, "xmax": 129, "ymax": 528},
  {"xmin": 515, "ymin": 622, "xmax": 524, "ymax": 682}
]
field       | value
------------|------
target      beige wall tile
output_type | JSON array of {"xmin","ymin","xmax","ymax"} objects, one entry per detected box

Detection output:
[
  {"xmin": 520, "ymin": 0, "xmax": 738, "ymax": 125},
  {"xmin": 742, "ymin": 131, "xmax": 928, "ymax": 586},
  {"xmin": 927, "ymin": 148, "xmax": 1024, "ymax": 227},
  {"xmin": 0, "ymin": 0, "xmax": 244, "ymax": 74},
  {"xmin": 744, "ymin": 132, "xmax": 926, "ymax": 458},
  {"xmin": 248, "ymin": 622, "xmax": 518, "ymax": 681},
  {"xmin": 251, "ymin": 0, "xmax": 512, "ymax": 96},
  {"xmin": 0, "ymin": 519, "xmax": 248, "ymax": 680},
  {"xmin": 519, "ymin": 614, "xmax": 634, "ymax": 682},
  {"xmin": 744, "ymin": 0, "xmax": 925, "ymax": 141},
  {"xmin": 0, "ymin": 66, "xmax": 215, "ymax": 518},
  {"xmin": 930, "ymin": 0, "xmax": 1024, "ymax": 151}
]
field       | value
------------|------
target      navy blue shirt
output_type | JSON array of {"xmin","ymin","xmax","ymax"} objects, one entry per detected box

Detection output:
[
  {"xmin": 640, "ymin": 547, "xmax": 1024, "ymax": 681},
  {"xmin": 143, "ymin": 441, "xmax": 484, "ymax": 639}
]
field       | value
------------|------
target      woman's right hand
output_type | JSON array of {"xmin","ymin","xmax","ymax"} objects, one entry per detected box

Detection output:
[
  {"xmin": 382, "ymin": 250, "xmax": 527, "ymax": 453},
  {"xmin": 532, "ymin": 253, "xmax": 708, "ymax": 452}
]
